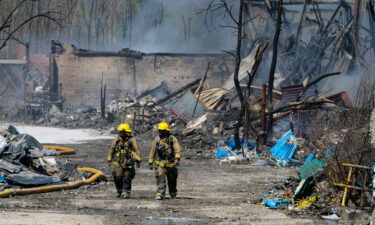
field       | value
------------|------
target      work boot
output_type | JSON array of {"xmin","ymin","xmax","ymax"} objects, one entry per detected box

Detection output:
[
  {"xmin": 155, "ymin": 193, "xmax": 164, "ymax": 200},
  {"xmin": 121, "ymin": 192, "xmax": 130, "ymax": 199},
  {"xmin": 170, "ymin": 194, "xmax": 177, "ymax": 199},
  {"xmin": 116, "ymin": 191, "xmax": 122, "ymax": 198}
]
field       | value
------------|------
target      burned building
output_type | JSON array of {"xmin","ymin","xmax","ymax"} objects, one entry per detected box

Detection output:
[{"xmin": 50, "ymin": 42, "xmax": 234, "ymax": 107}]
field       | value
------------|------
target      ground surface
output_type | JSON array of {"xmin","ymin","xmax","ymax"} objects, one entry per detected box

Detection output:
[{"xmin": 0, "ymin": 125, "xmax": 328, "ymax": 225}]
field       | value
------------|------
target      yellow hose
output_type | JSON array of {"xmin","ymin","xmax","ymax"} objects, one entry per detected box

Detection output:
[
  {"xmin": 0, "ymin": 168, "xmax": 107, "ymax": 198},
  {"xmin": 43, "ymin": 145, "xmax": 76, "ymax": 155}
]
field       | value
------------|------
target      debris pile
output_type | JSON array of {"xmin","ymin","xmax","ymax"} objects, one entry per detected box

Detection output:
[
  {"xmin": 243, "ymin": 107, "xmax": 374, "ymax": 223},
  {"xmin": 0, "ymin": 125, "xmax": 95, "ymax": 192}
]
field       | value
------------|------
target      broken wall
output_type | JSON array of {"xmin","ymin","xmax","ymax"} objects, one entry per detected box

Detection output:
[{"xmin": 55, "ymin": 44, "xmax": 234, "ymax": 106}]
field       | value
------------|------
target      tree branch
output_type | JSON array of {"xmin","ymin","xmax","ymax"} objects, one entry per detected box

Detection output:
[
  {"xmin": 0, "ymin": 12, "xmax": 62, "ymax": 50},
  {"xmin": 219, "ymin": 0, "xmax": 239, "ymax": 25}
]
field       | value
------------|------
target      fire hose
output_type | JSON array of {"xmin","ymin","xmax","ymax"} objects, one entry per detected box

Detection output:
[
  {"xmin": 43, "ymin": 145, "xmax": 76, "ymax": 155},
  {"xmin": 0, "ymin": 145, "xmax": 108, "ymax": 197},
  {"xmin": 0, "ymin": 168, "xmax": 107, "ymax": 198}
]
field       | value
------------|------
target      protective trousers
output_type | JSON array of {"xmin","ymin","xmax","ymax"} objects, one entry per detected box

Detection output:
[
  {"xmin": 112, "ymin": 166, "xmax": 135, "ymax": 194},
  {"xmin": 155, "ymin": 166, "xmax": 178, "ymax": 196}
]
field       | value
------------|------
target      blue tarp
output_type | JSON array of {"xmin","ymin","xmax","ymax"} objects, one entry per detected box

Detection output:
[
  {"xmin": 270, "ymin": 130, "xmax": 297, "ymax": 165},
  {"xmin": 216, "ymin": 149, "xmax": 231, "ymax": 159},
  {"xmin": 216, "ymin": 137, "xmax": 256, "ymax": 159}
]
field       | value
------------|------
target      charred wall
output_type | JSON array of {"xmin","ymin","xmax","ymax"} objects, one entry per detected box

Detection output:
[{"xmin": 54, "ymin": 43, "xmax": 234, "ymax": 107}]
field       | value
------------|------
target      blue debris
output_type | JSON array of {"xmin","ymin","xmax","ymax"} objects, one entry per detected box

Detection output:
[
  {"xmin": 215, "ymin": 149, "xmax": 231, "ymax": 159},
  {"xmin": 216, "ymin": 137, "xmax": 255, "ymax": 159},
  {"xmin": 227, "ymin": 137, "xmax": 245, "ymax": 150},
  {"xmin": 226, "ymin": 138, "xmax": 255, "ymax": 150},
  {"xmin": 304, "ymin": 153, "xmax": 315, "ymax": 163},
  {"xmin": 270, "ymin": 130, "xmax": 297, "ymax": 166},
  {"xmin": 263, "ymin": 200, "xmax": 291, "ymax": 208},
  {"xmin": 0, "ymin": 176, "xmax": 4, "ymax": 183}
]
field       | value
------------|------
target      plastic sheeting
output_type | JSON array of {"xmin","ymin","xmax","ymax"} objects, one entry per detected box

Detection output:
[
  {"xmin": 6, "ymin": 170, "xmax": 62, "ymax": 186},
  {"xmin": 0, "ymin": 160, "xmax": 22, "ymax": 173}
]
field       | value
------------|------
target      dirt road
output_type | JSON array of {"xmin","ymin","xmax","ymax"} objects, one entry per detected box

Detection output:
[{"xmin": 0, "ymin": 135, "xmax": 315, "ymax": 225}]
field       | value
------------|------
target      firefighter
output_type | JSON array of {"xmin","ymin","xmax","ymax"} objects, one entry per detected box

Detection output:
[
  {"xmin": 107, "ymin": 123, "xmax": 141, "ymax": 199},
  {"xmin": 148, "ymin": 122, "xmax": 182, "ymax": 200}
]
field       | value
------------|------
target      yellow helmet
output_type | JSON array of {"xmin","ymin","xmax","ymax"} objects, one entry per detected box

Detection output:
[
  {"xmin": 118, "ymin": 123, "xmax": 132, "ymax": 132},
  {"xmin": 157, "ymin": 122, "xmax": 170, "ymax": 131}
]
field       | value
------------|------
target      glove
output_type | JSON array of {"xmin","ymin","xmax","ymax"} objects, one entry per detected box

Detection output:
[
  {"xmin": 136, "ymin": 161, "xmax": 141, "ymax": 168},
  {"xmin": 108, "ymin": 161, "xmax": 111, "ymax": 167},
  {"xmin": 173, "ymin": 159, "xmax": 180, "ymax": 167}
]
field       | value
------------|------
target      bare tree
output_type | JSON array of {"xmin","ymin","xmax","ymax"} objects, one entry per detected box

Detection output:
[
  {"xmin": 81, "ymin": 0, "xmax": 95, "ymax": 49},
  {"xmin": 205, "ymin": 0, "xmax": 260, "ymax": 149},
  {"xmin": 0, "ymin": 0, "xmax": 61, "ymax": 51},
  {"xmin": 266, "ymin": 0, "xmax": 283, "ymax": 138}
]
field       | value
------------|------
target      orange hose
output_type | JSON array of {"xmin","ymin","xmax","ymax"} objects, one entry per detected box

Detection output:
[
  {"xmin": 0, "ymin": 168, "xmax": 107, "ymax": 198},
  {"xmin": 43, "ymin": 145, "xmax": 76, "ymax": 155}
]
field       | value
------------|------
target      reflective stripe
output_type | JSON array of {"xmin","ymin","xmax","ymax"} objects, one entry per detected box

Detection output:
[
  {"xmin": 156, "ymin": 192, "xmax": 165, "ymax": 196},
  {"xmin": 107, "ymin": 157, "xmax": 112, "ymax": 161},
  {"xmin": 112, "ymin": 162, "xmax": 134, "ymax": 168},
  {"xmin": 148, "ymin": 159, "xmax": 154, "ymax": 164},
  {"xmin": 118, "ymin": 150, "xmax": 131, "ymax": 155},
  {"xmin": 115, "ymin": 149, "xmax": 132, "ymax": 156},
  {"xmin": 155, "ymin": 160, "xmax": 174, "ymax": 168},
  {"xmin": 133, "ymin": 155, "xmax": 141, "ymax": 161},
  {"xmin": 175, "ymin": 154, "xmax": 181, "ymax": 158}
]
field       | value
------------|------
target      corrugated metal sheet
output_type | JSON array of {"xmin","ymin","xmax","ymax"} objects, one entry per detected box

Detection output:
[
  {"xmin": 270, "ymin": 130, "xmax": 298, "ymax": 161},
  {"xmin": 169, "ymin": 90, "xmax": 206, "ymax": 119}
]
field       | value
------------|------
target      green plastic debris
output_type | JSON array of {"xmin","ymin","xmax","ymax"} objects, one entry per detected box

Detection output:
[{"xmin": 299, "ymin": 158, "xmax": 326, "ymax": 180}]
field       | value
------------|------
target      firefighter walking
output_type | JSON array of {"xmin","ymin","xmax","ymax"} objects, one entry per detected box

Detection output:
[
  {"xmin": 148, "ymin": 122, "xmax": 182, "ymax": 200},
  {"xmin": 107, "ymin": 123, "xmax": 141, "ymax": 199}
]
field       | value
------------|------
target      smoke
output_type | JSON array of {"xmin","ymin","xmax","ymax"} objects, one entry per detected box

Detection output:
[
  {"xmin": 0, "ymin": 0, "xmax": 238, "ymax": 56},
  {"xmin": 129, "ymin": 0, "xmax": 237, "ymax": 53}
]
